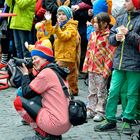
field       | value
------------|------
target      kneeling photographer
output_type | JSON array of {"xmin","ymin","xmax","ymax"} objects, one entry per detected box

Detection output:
[{"xmin": 13, "ymin": 45, "xmax": 71, "ymax": 140}]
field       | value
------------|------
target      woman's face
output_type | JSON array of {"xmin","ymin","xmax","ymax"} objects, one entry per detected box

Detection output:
[
  {"xmin": 124, "ymin": 0, "xmax": 134, "ymax": 11},
  {"xmin": 32, "ymin": 56, "xmax": 47, "ymax": 71},
  {"xmin": 57, "ymin": 11, "xmax": 67, "ymax": 23}
]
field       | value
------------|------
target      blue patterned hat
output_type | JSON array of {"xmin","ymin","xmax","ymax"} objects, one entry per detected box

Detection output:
[{"xmin": 57, "ymin": 5, "xmax": 73, "ymax": 20}]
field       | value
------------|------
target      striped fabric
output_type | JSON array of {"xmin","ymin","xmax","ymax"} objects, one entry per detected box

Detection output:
[
  {"xmin": 83, "ymin": 28, "xmax": 116, "ymax": 78},
  {"xmin": 31, "ymin": 45, "xmax": 54, "ymax": 62}
]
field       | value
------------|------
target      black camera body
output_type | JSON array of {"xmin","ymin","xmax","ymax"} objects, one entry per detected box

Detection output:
[{"xmin": 13, "ymin": 57, "xmax": 33, "ymax": 68}]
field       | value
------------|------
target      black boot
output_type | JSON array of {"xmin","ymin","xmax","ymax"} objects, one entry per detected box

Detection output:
[
  {"xmin": 48, "ymin": 135, "xmax": 62, "ymax": 140},
  {"xmin": 22, "ymin": 132, "xmax": 62, "ymax": 140}
]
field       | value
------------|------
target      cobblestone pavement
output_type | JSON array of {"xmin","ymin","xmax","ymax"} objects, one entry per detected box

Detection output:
[{"xmin": 0, "ymin": 79, "xmax": 139, "ymax": 140}]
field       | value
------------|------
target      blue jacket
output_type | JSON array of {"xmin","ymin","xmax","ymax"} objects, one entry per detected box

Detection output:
[
  {"xmin": 87, "ymin": 0, "xmax": 113, "ymax": 40},
  {"xmin": 109, "ymin": 11, "xmax": 140, "ymax": 72},
  {"xmin": 92, "ymin": 0, "xmax": 111, "ymax": 16}
]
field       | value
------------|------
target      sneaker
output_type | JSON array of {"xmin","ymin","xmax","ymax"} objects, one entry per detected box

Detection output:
[
  {"xmin": 49, "ymin": 135, "xmax": 62, "ymax": 140},
  {"xmin": 0, "ymin": 63, "xmax": 7, "ymax": 69},
  {"xmin": 122, "ymin": 122, "xmax": 133, "ymax": 135},
  {"xmin": 87, "ymin": 110, "xmax": 95, "ymax": 119},
  {"xmin": 94, "ymin": 120, "xmax": 116, "ymax": 132},
  {"xmin": 130, "ymin": 120, "xmax": 140, "ymax": 126},
  {"xmin": 93, "ymin": 114, "xmax": 105, "ymax": 122}
]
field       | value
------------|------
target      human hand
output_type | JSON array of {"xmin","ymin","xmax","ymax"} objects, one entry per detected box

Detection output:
[
  {"xmin": 36, "ymin": 8, "xmax": 46, "ymax": 19},
  {"xmin": 86, "ymin": 21, "xmax": 92, "ymax": 26},
  {"xmin": 44, "ymin": 11, "xmax": 51, "ymax": 20},
  {"xmin": 19, "ymin": 63, "xmax": 29, "ymax": 75},
  {"xmin": 71, "ymin": 5, "xmax": 80, "ymax": 12},
  {"xmin": 116, "ymin": 26, "xmax": 128, "ymax": 42},
  {"xmin": 55, "ymin": 22, "xmax": 60, "ymax": 30},
  {"xmin": 88, "ymin": 9, "xmax": 93, "ymax": 16},
  {"xmin": 116, "ymin": 33, "xmax": 125, "ymax": 42},
  {"xmin": 120, "ymin": 26, "xmax": 128, "ymax": 35},
  {"xmin": 117, "ymin": 25, "xmax": 128, "ymax": 35}
]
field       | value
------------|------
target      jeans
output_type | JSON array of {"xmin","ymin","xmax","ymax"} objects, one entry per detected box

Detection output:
[{"xmin": 13, "ymin": 29, "xmax": 31, "ymax": 58}]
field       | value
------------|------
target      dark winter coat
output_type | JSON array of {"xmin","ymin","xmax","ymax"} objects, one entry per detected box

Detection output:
[
  {"xmin": 109, "ymin": 10, "xmax": 140, "ymax": 72},
  {"xmin": 0, "ymin": 0, "xmax": 4, "ymax": 8}
]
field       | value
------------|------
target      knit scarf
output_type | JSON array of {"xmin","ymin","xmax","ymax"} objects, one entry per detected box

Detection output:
[{"xmin": 59, "ymin": 19, "xmax": 69, "ymax": 28}]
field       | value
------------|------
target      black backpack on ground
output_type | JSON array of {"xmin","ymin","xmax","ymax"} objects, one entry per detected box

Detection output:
[{"xmin": 6, "ymin": 59, "xmax": 22, "ymax": 88}]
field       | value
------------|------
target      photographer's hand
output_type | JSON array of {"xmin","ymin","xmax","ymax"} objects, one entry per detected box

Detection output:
[{"xmin": 19, "ymin": 63, "xmax": 29, "ymax": 75}]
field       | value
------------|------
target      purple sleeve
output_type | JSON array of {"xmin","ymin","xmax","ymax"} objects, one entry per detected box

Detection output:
[{"xmin": 78, "ymin": 2, "xmax": 92, "ymax": 10}]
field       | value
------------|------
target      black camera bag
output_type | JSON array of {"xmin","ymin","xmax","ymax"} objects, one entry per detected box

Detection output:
[
  {"xmin": 6, "ymin": 59, "xmax": 22, "ymax": 88},
  {"xmin": 68, "ymin": 99, "xmax": 87, "ymax": 126}
]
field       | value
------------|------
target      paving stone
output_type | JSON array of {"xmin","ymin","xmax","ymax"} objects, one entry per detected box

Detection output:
[{"xmin": 0, "ymin": 80, "xmax": 139, "ymax": 140}]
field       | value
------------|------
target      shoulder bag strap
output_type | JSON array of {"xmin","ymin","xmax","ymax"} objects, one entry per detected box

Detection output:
[{"xmin": 53, "ymin": 70, "xmax": 70, "ymax": 98}]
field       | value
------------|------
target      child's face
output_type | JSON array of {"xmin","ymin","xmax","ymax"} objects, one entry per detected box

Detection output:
[
  {"xmin": 36, "ymin": 29, "xmax": 45, "ymax": 40},
  {"xmin": 92, "ymin": 17, "xmax": 99, "ymax": 31},
  {"xmin": 124, "ymin": 0, "xmax": 135, "ymax": 11},
  {"xmin": 57, "ymin": 11, "xmax": 68, "ymax": 23},
  {"xmin": 92, "ymin": 17, "xmax": 107, "ymax": 31}
]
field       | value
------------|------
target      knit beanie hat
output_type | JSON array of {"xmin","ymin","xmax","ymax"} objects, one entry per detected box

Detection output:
[
  {"xmin": 31, "ymin": 45, "xmax": 54, "ymax": 62},
  {"xmin": 132, "ymin": 0, "xmax": 140, "ymax": 10},
  {"xmin": 57, "ymin": 5, "xmax": 73, "ymax": 20},
  {"xmin": 93, "ymin": 0, "xmax": 116, "ymax": 25}
]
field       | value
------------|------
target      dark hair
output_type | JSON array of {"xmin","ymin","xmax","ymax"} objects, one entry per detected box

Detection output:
[{"xmin": 95, "ymin": 12, "xmax": 111, "ymax": 29}]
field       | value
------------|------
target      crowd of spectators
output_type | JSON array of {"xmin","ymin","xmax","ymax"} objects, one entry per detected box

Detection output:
[{"xmin": 0, "ymin": 0, "xmax": 139, "ymax": 140}]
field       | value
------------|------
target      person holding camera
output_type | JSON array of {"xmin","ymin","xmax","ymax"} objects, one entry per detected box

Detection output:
[{"xmin": 13, "ymin": 45, "xmax": 71, "ymax": 140}]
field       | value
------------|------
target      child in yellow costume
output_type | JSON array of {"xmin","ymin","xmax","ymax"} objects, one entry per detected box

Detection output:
[
  {"xmin": 44, "ymin": 6, "xmax": 81, "ymax": 96},
  {"xmin": 25, "ymin": 21, "xmax": 52, "ymax": 51}
]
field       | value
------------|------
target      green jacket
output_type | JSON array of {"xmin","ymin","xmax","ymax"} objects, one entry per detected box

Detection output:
[{"xmin": 6, "ymin": 0, "xmax": 36, "ymax": 31}]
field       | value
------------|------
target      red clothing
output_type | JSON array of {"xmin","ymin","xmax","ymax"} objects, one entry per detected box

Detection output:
[
  {"xmin": 34, "ymin": 0, "xmax": 46, "ymax": 23},
  {"xmin": 30, "ymin": 68, "xmax": 71, "ymax": 135},
  {"xmin": 78, "ymin": 2, "xmax": 92, "ymax": 10},
  {"xmin": 83, "ymin": 29, "xmax": 115, "ymax": 78}
]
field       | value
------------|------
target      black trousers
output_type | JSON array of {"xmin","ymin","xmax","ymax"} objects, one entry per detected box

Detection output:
[{"xmin": 21, "ymin": 95, "xmax": 42, "ymax": 121}]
